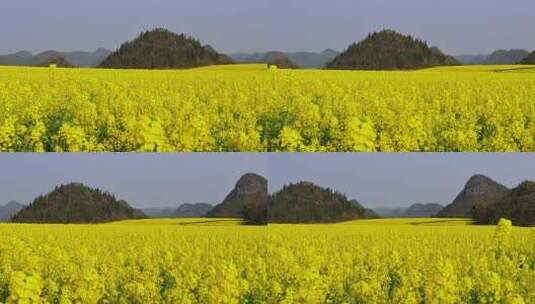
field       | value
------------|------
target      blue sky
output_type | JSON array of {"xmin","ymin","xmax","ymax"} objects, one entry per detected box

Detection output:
[
  {"xmin": 1, "ymin": 0, "xmax": 534, "ymax": 54},
  {"xmin": 0, "ymin": 154, "xmax": 534, "ymax": 209},
  {"xmin": 268, "ymin": 154, "xmax": 535, "ymax": 208},
  {"xmin": 0, "ymin": 154, "xmax": 268, "ymax": 208}
]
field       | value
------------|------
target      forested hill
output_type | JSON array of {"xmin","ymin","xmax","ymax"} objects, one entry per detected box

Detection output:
[
  {"xmin": 484, "ymin": 49, "xmax": 529, "ymax": 64},
  {"xmin": 269, "ymin": 181, "xmax": 377, "ymax": 223},
  {"xmin": 520, "ymin": 51, "xmax": 535, "ymax": 64},
  {"xmin": 328, "ymin": 29, "xmax": 458, "ymax": 70},
  {"xmin": 12, "ymin": 183, "xmax": 146, "ymax": 223},
  {"xmin": 473, "ymin": 181, "xmax": 535, "ymax": 227},
  {"xmin": 99, "ymin": 28, "xmax": 233, "ymax": 69}
]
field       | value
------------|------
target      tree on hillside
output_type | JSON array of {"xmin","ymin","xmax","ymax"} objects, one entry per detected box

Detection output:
[{"xmin": 242, "ymin": 198, "xmax": 268, "ymax": 225}]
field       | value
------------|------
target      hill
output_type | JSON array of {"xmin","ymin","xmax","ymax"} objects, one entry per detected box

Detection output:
[
  {"xmin": 269, "ymin": 181, "xmax": 377, "ymax": 223},
  {"xmin": 436, "ymin": 175, "xmax": 509, "ymax": 218},
  {"xmin": 264, "ymin": 52, "xmax": 299, "ymax": 69},
  {"xmin": 327, "ymin": 29, "xmax": 458, "ymax": 70},
  {"xmin": 175, "ymin": 203, "xmax": 213, "ymax": 218},
  {"xmin": 0, "ymin": 50, "xmax": 107, "ymax": 67},
  {"xmin": 374, "ymin": 203, "xmax": 443, "ymax": 218},
  {"xmin": 454, "ymin": 49, "xmax": 530, "ymax": 65},
  {"xmin": 142, "ymin": 203, "xmax": 213, "ymax": 218},
  {"xmin": 141, "ymin": 207, "xmax": 177, "ymax": 218},
  {"xmin": 0, "ymin": 51, "xmax": 72, "ymax": 66},
  {"xmin": 12, "ymin": 183, "xmax": 146, "ymax": 223},
  {"xmin": 373, "ymin": 207, "xmax": 407, "ymax": 218},
  {"xmin": 63, "ymin": 48, "xmax": 112, "ymax": 67},
  {"xmin": 473, "ymin": 181, "xmax": 535, "ymax": 227},
  {"xmin": 32, "ymin": 51, "xmax": 74, "ymax": 67},
  {"xmin": 430, "ymin": 47, "xmax": 460, "ymax": 66},
  {"xmin": 285, "ymin": 49, "xmax": 339, "ymax": 68},
  {"xmin": 0, "ymin": 54, "xmax": 27, "ymax": 66},
  {"xmin": 0, "ymin": 201, "xmax": 25, "ymax": 222},
  {"xmin": 99, "ymin": 28, "xmax": 233, "ymax": 69},
  {"xmin": 453, "ymin": 54, "xmax": 489, "ymax": 65},
  {"xmin": 230, "ymin": 49, "xmax": 338, "ymax": 68},
  {"xmin": 404, "ymin": 203, "xmax": 443, "ymax": 217},
  {"xmin": 36, "ymin": 54, "xmax": 74, "ymax": 67},
  {"xmin": 520, "ymin": 51, "xmax": 535, "ymax": 64},
  {"xmin": 207, "ymin": 173, "xmax": 269, "ymax": 218},
  {"xmin": 350, "ymin": 200, "xmax": 378, "ymax": 218},
  {"xmin": 484, "ymin": 49, "xmax": 529, "ymax": 64}
]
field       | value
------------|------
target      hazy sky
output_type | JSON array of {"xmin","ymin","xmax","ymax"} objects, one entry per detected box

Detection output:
[
  {"xmin": 1, "ymin": 1, "xmax": 534, "ymax": 55},
  {"xmin": 1, "ymin": 154, "xmax": 534, "ymax": 209}
]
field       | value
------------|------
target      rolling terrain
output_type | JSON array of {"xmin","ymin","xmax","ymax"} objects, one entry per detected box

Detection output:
[{"xmin": 0, "ymin": 49, "xmax": 111, "ymax": 67}]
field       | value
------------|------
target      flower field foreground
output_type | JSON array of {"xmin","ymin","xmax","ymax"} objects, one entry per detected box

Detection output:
[
  {"xmin": 0, "ymin": 218, "xmax": 533, "ymax": 303},
  {"xmin": 1, "ymin": 65, "xmax": 535, "ymax": 152}
]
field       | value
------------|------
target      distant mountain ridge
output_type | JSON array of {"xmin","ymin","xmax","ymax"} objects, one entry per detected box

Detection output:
[
  {"xmin": 0, "ymin": 201, "xmax": 25, "ymax": 222},
  {"xmin": 374, "ymin": 203, "xmax": 443, "ymax": 218},
  {"xmin": 142, "ymin": 203, "xmax": 213, "ymax": 218},
  {"xmin": 175, "ymin": 203, "xmax": 213, "ymax": 217},
  {"xmin": 0, "ymin": 49, "xmax": 111, "ymax": 67},
  {"xmin": 373, "ymin": 207, "xmax": 407, "ymax": 218},
  {"xmin": 454, "ymin": 49, "xmax": 529, "ymax": 64},
  {"xmin": 263, "ymin": 52, "xmax": 299, "ymax": 69},
  {"xmin": 484, "ymin": 49, "xmax": 529, "ymax": 64},
  {"xmin": 405, "ymin": 203, "xmax": 443, "ymax": 217},
  {"xmin": 453, "ymin": 54, "xmax": 489, "ymax": 65},
  {"xmin": 230, "ymin": 49, "xmax": 339, "ymax": 68},
  {"xmin": 141, "ymin": 207, "xmax": 178, "ymax": 218}
]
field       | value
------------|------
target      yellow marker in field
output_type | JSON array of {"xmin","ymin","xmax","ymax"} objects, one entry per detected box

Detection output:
[{"xmin": 49, "ymin": 64, "xmax": 57, "ymax": 69}]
